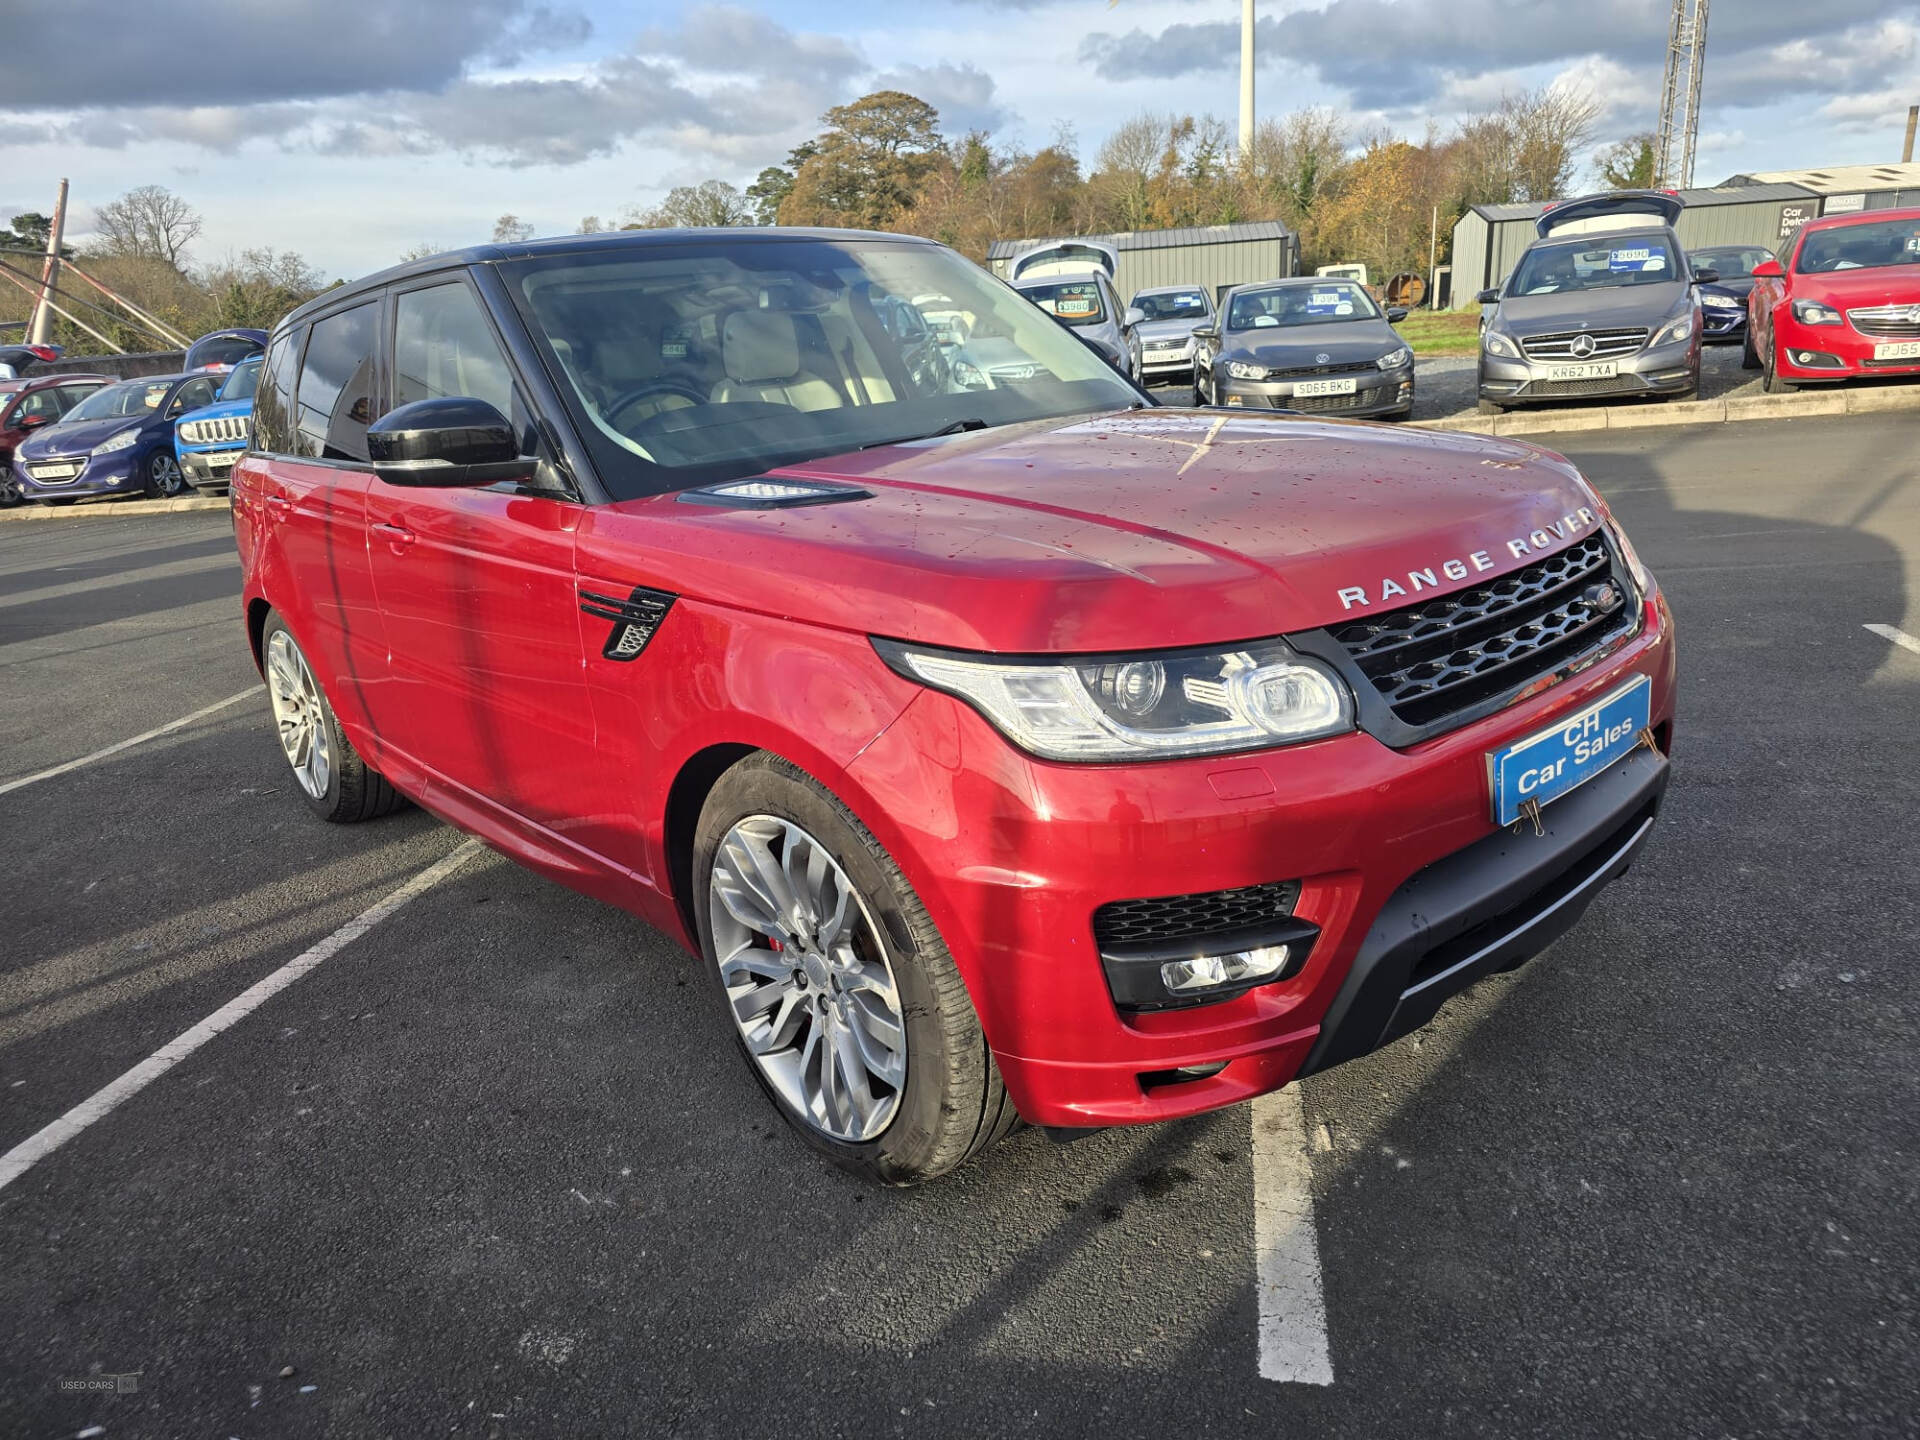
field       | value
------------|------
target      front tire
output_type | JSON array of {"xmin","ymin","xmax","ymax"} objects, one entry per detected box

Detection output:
[
  {"xmin": 1762, "ymin": 343, "xmax": 1797, "ymax": 394},
  {"xmin": 694, "ymin": 753, "xmax": 1016, "ymax": 1185},
  {"xmin": 261, "ymin": 613, "xmax": 407, "ymax": 823},
  {"xmin": 1740, "ymin": 327, "xmax": 1761, "ymax": 370},
  {"xmin": 143, "ymin": 450, "xmax": 187, "ymax": 498}
]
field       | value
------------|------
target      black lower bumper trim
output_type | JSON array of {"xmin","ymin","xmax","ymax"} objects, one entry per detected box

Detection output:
[{"xmin": 1300, "ymin": 744, "xmax": 1670, "ymax": 1076}]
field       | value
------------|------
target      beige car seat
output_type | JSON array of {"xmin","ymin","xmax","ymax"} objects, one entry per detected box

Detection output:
[{"xmin": 711, "ymin": 311, "xmax": 844, "ymax": 412}]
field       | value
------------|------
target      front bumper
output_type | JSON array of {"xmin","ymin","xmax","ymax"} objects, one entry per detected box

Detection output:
[
  {"xmin": 1480, "ymin": 335, "xmax": 1697, "ymax": 405},
  {"xmin": 12, "ymin": 449, "xmax": 143, "ymax": 499},
  {"xmin": 845, "ymin": 593, "xmax": 1677, "ymax": 1128},
  {"xmin": 1773, "ymin": 317, "xmax": 1920, "ymax": 382},
  {"xmin": 1217, "ymin": 368, "xmax": 1414, "ymax": 417},
  {"xmin": 1701, "ymin": 305, "xmax": 1747, "ymax": 342},
  {"xmin": 179, "ymin": 445, "xmax": 243, "ymax": 490}
]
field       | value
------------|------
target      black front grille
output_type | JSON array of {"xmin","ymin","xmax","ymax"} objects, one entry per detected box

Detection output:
[
  {"xmin": 1264, "ymin": 358, "xmax": 1378, "ymax": 380},
  {"xmin": 1848, "ymin": 307, "xmax": 1920, "ymax": 339},
  {"xmin": 1329, "ymin": 535, "xmax": 1632, "ymax": 728},
  {"xmin": 1286, "ymin": 390, "xmax": 1375, "ymax": 413},
  {"xmin": 1523, "ymin": 376, "xmax": 1642, "ymax": 398},
  {"xmin": 1094, "ymin": 880, "xmax": 1301, "ymax": 952}
]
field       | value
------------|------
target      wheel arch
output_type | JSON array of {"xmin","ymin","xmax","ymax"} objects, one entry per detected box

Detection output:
[{"xmin": 663, "ymin": 742, "xmax": 761, "ymax": 947}]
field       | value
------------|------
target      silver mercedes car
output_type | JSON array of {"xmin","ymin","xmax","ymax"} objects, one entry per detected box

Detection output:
[{"xmin": 1476, "ymin": 192, "xmax": 1716, "ymax": 413}]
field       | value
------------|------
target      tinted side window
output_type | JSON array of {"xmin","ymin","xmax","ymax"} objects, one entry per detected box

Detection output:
[
  {"xmin": 14, "ymin": 388, "xmax": 62, "ymax": 422},
  {"xmin": 254, "ymin": 330, "xmax": 299, "ymax": 453},
  {"xmin": 170, "ymin": 377, "xmax": 218, "ymax": 415},
  {"xmin": 52, "ymin": 383, "xmax": 102, "ymax": 414},
  {"xmin": 294, "ymin": 303, "xmax": 379, "ymax": 462},
  {"xmin": 394, "ymin": 282, "xmax": 514, "ymax": 418}
]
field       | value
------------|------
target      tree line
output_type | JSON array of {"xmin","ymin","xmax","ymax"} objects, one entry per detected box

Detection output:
[
  {"xmin": 614, "ymin": 87, "xmax": 1648, "ymax": 285},
  {"xmin": 0, "ymin": 186, "xmax": 332, "ymax": 356}
]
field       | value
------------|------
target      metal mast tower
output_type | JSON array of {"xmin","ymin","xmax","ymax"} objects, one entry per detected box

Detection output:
[{"xmin": 1654, "ymin": 0, "xmax": 1710, "ymax": 188}]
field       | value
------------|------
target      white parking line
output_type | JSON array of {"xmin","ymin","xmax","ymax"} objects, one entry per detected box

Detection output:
[
  {"xmin": 0, "ymin": 840, "xmax": 481, "ymax": 1194},
  {"xmin": 0, "ymin": 687, "xmax": 260, "ymax": 797},
  {"xmin": 1865, "ymin": 624, "xmax": 1920, "ymax": 657},
  {"xmin": 1252, "ymin": 1085, "xmax": 1335, "ymax": 1385}
]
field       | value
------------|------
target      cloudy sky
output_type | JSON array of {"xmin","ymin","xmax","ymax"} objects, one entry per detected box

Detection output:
[{"xmin": 2, "ymin": 0, "xmax": 1916, "ymax": 279}]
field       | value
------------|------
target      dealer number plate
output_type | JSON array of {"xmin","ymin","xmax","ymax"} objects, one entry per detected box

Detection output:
[
  {"xmin": 1293, "ymin": 376, "xmax": 1358, "ymax": 397},
  {"xmin": 1544, "ymin": 361, "xmax": 1618, "ymax": 381},
  {"xmin": 1488, "ymin": 675, "xmax": 1650, "ymax": 826},
  {"xmin": 1873, "ymin": 340, "xmax": 1920, "ymax": 360}
]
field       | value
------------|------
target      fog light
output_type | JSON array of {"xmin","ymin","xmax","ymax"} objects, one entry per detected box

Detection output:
[
  {"xmin": 1160, "ymin": 943, "xmax": 1291, "ymax": 993},
  {"xmin": 1224, "ymin": 394, "xmax": 1244, "ymax": 406},
  {"xmin": 1796, "ymin": 352, "xmax": 1816, "ymax": 364}
]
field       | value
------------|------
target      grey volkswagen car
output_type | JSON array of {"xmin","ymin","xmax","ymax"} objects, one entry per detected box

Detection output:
[
  {"xmin": 1007, "ymin": 240, "xmax": 1144, "ymax": 382},
  {"xmin": 1477, "ymin": 192, "xmax": 1714, "ymax": 412},
  {"xmin": 1191, "ymin": 278, "xmax": 1413, "ymax": 418},
  {"xmin": 1130, "ymin": 284, "xmax": 1214, "ymax": 382}
]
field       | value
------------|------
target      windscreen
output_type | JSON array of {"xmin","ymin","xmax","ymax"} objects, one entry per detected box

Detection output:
[
  {"xmin": 1508, "ymin": 237, "xmax": 1679, "ymax": 294},
  {"xmin": 65, "ymin": 379, "xmax": 173, "ymax": 422},
  {"xmin": 1228, "ymin": 282, "xmax": 1379, "ymax": 330},
  {"xmin": 1016, "ymin": 279, "xmax": 1107, "ymax": 327},
  {"xmin": 1796, "ymin": 218, "xmax": 1920, "ymax": 274},
  {"xmin": 1689, "ymin": 246, "xmax": 1772, "ymax": 279},
  {"xmin": 503, "ymin": 238, "xmax": 1139, "ymax": 499},
  {"xmin": 218, "ymin": 357, "xmax": 262, "ymax": 401},
  {"xmin": 1134, "ymin": 290, "xmax": 1209, "ymax": 321}
]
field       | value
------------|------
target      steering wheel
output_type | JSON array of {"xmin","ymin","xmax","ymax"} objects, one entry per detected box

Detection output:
[{"xmin": 604, "ymin": 379, "xmax": 710, "ymax": 428}]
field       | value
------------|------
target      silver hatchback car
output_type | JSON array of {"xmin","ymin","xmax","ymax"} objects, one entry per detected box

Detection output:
[{"xmin": 1477, "ymin": 192, "xmax": 1716, "ymax": 413}]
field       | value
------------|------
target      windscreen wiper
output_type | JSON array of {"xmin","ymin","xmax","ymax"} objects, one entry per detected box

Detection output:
[{"xmin": 860, "ymin": 417, "xmax": 990, "ymax": 450}]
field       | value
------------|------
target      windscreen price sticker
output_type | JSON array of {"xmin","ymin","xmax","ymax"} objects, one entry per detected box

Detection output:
[{"xmin": 1609, "ymin": 248, "xmax": 1662, "ymax": 271}]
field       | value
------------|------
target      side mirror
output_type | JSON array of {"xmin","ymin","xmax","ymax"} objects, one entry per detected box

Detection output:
[
  {"xmin": 1751, "ymin": 259, "xmax": 1784, "ymax": 279},
  {"xmin": 1192, "ymin": 326, "xmax": 1219, "ymax": 342},
  {"xmin": 16, "ymin": 412, "xmax": 51, "ymax": 430},
  {"xmin": 1692, "ymin": 268, "xmax": 1720, "ymax": 285},
  {"xmin": 366, "ymin": 396, "xmax": 537, "ymax": 488},
  {"xmin": 1475, "ymin": 288, "xmax": 1501, "ymax": 305},
  {"xmin": 1386, "ymin": 307, "xmax": 1409, "ymax": 324},
  {"xmin": 1123, "ymin": 306, "xmax": 1147, "ymax": 328}
]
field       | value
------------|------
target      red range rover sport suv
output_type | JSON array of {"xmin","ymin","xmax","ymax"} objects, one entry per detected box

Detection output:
[{"xmin": 232, "ymin": 229, "xmax": 1676, "ymax": 1183}]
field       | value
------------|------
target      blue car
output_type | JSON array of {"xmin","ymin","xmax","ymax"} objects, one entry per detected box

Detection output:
[
  {"xmin": 173, "ymin": 355, "xmax": 260, "ymax": 493},
  {"xmin": 12, "ymin": 371, "xmax": 222, "ymax": 503}
]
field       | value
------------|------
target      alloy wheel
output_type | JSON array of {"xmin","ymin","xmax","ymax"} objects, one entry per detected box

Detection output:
[
  {"xmin": 707, "ymin": 815, "xmax": 906, "ymax": 1142},
  {"xmin": 150, "ymin": 452, "xmax": 185, "ymax": 496},
  {"xmin": 265, "ymin": 629, "xmax": 333, "ymax": 800}
]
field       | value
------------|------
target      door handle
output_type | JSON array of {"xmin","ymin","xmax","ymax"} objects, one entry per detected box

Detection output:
[
  {"xmin": 372, "ymin": 520, "xmax": 416, "ymax": 553},
  {"xmin": 265, "ymin": 493, "xmax": 291, "ymax": 511}
]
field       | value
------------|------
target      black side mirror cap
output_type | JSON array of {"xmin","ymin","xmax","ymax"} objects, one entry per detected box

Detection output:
[
  {"xmin": 1692, "ymin": 268, "xmax": 1720, "ymax": 285},
  {"xmin": 367, "ymin": 396, "xmax": 537, "ymax": 488},
  {"xmin": 1386, "ymin": 307, "xmax": 1409, "ymax": 323},
  {"xmin": 1475, "ymin": 289, "xmax": 1501, "ymax": 305}
]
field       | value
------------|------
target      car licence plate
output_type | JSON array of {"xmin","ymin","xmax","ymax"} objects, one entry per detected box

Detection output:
[
  {"xmin": 1488, "ymin": 675, "xmax": 1651, "ymax": 826},
  {"xmin": 1294, "ymin": 376, "xmax": 1358, "ymax": 397},
  {"xmin": 1873, "ymin": 340, "xmax": 1920, "ymax": 360},
  {"xmin": 207, "ymin": 450, "xmax": 238, "ymax": 469},
  {"xmin": 1543, "ymin": 361, "xmax": 1618, "ymax": 381}
]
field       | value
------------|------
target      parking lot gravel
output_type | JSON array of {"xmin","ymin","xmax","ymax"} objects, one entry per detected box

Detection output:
[{"xmin": 2, "ymin": 414, "xmax": 1917, "ymax": 1438}]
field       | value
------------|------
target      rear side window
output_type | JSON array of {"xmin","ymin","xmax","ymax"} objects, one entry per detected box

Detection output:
[
  {"xmin": 295, "ymin": 302, "xmax": 379, "ymax": 461},
  {"xmin": 52, "ymin": 383, "xmax": 103, "ymax": 413},
  {"xmin": 253, "ymin": 330, "xmax": 299, "ymax": 454},
  {"xmin": 394, "ymin": 282, "xmax": 515, "ymax": 418},
  {"xmin": 170, "ymin": 377, "xmax": 218, "ymax": 415}
]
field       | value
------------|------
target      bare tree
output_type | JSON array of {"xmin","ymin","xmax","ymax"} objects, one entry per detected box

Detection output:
[
  {"xmin": 624, "ymin": 180, "xmax": 754, "ymax": 229},
  {"xmin": 491, "ymin": 214, "xmax": 535, "ymax": 243},
  {"xmin": 578, "ymin": 215, "xmax": 605, "ymax": 234},
  {"xmin": 92, "ymin": 185, "xmax": 204, "ymax": 268},
  {"xmin": 1091, "ymin": 114, "xmax": 1164, "ymax": 231},
  {"xmin": 398, "ymin": 241, "xmax": 445, "ymax": 262}
]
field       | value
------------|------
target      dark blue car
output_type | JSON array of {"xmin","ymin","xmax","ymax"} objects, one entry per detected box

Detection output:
[{"xmin": 12, "ymin": 371, "xmax": 221, "ymax": 503}]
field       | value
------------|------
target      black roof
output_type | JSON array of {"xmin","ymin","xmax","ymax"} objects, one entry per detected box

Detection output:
[{"xmin": 282, "ymin": 226, "xmax": 940, "ymax": 330}]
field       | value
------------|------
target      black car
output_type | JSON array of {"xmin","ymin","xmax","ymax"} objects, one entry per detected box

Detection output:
[
  {"xmin": 1688, "ymin": 245, "xmax": 1774, "ymax": 344},
  {"xmin": 1191, "ymin": 278, "xmax": 1413, "ymax": 419}
]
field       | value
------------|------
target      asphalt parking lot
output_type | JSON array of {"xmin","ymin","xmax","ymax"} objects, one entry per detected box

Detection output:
[{"xmin": 3, "ymin": 414, "xmax": 1917, "ymax": 1438}]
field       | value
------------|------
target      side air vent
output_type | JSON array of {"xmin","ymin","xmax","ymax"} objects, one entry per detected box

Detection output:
[
  {"xmin": 678, "ymin": 479, "xmax": 872, "ymax": 510},
  {"xmin": 579, "ymin": 585, "xmax": 676, "ymax": 661}
]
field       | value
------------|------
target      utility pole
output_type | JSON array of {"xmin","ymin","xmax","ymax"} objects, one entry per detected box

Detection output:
[
  {"xmin": 1239, "ymin": 0, "xmax": 1255, "ymax": 163},
  {"xmin": 26, "ymin": 178, "xmax": 68, "ymax": 348},
  {"xmin": 1904, "ymin": 105, "xmax": 1917, "ymax": 164},
  {"xmin": 1654, "ymin": 0, "xmax": 1710, "ymax": 188}
]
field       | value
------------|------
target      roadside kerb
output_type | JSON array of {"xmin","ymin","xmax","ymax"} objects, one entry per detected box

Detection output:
[{"xmin": 1412, "ymin": 383, "xmax": 1917, "ymax": 438}]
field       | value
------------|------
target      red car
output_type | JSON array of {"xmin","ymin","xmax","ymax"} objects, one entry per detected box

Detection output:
[
  {"xmin": 0, "ymin": 371, "xmax": 112, "ymax": 506},
  {"xmin": 233, "ymin": 231, "xmax": 1676, "ymax": 1183},
  {"xmin": 1746, "ymin": 206, "xmax": 1920, "ymax": 391}
]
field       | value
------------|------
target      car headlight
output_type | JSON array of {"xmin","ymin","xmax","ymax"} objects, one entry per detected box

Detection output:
[
  {"xmin": 1482, "ymin": 329, "xmax": 1520, "ymax": 359},
  {"xmin": 873, "ymin": 637, "xmax": 1355, "ymax": 762},
  {"xmin": 93, "ymin": 429, "xmax": 140, "ymax": 455},
  {"xmin": 952, "ymin": 360, "xmax": 989, "ymax": 390},
  {"xmin": 1376, "ymin": 347, "xmax": 1411, "ymax": 370},
  {"xmin": 1609, "ymin": 520, "xmax": 1655, "ymax": 599},
  {"xmin": 1652, "ymin": 313, "xmax": 1694, "ymax": 346},
  {"xmin": 1226, "ymin": 361, "xmax": 1268, "ymax": 380},
  {"xmin": 1791, "ymin": 299, "xmax": 1841, "ymax": 326},
  {"xmin": 1700, "ymin": 292, "xmax": 1740, "ymax": 309}
]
